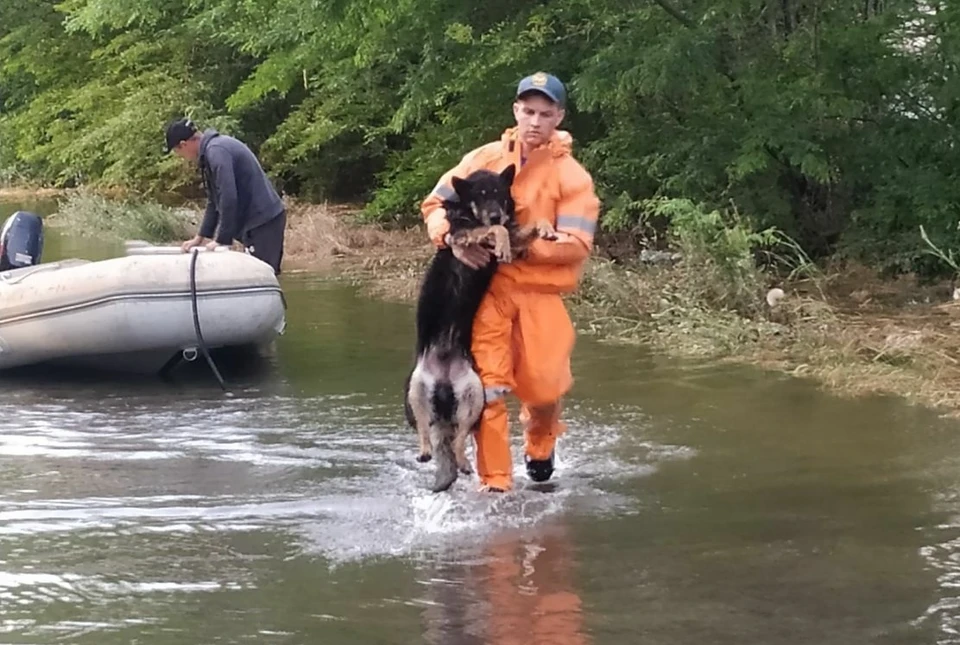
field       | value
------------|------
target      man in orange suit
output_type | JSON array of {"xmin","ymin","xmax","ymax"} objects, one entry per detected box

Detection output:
[{"xmin": 420, "ymin": 72, "xmax": 601, "ymax": 492}]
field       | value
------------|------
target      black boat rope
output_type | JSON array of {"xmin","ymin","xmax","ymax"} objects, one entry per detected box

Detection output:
[{"xmin": 189, "ymin": 248, "xmax": 226, "ymax": 390}]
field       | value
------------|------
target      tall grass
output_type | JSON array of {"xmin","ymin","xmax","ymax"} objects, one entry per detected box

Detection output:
[{"xmin": 49, "ymin": 190, "xmax": 195, "ymax": 243}]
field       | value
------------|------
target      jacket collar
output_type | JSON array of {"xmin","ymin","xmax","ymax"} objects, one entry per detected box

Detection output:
[
  {"xmin": 499, "ymin": 127, "xmax": 573, "ymax": 162},
  {"xmin": 198, "ymin": 129, "xmax": 220, "ymax": 163}
]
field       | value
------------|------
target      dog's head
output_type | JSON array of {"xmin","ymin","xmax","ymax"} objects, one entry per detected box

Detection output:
[{"xmin": 449, "ymin": 165, "xmax": 516, "ymax": 227}]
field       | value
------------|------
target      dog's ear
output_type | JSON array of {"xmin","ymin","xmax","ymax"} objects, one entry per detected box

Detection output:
[
  {"xmin": 450, "ymin": 175, "xmax": 470, "ymax": 200},
  {"xmin": 499, "ymin": 164, "xmax": 516, "ymax": 186}
]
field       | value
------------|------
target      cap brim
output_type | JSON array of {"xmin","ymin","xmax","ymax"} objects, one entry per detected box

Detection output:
[{"xmin": 517, "ymin": 88, "xmax": 562, "ymax": 104}]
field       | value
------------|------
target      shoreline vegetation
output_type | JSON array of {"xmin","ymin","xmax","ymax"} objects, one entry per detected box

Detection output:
[
  {"xmin": 5, "ymin": 0, "xmax": 960, "ymax": 416},
  {"xmin": 6, "ymin": 187, "xmax": 960, "ymax": 419}
]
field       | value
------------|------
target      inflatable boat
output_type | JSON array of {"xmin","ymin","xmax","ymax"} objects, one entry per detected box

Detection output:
[{"xmin": 0, "ymin": 211, "xmax": 286, "ymax": 375}]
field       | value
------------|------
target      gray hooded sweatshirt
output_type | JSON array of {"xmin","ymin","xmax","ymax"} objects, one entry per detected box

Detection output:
[{"xmin": 197, "ymin": 129, "xmax": 284, "ymax": 245}]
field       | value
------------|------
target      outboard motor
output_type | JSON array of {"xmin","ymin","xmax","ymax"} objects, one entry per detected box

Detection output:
[{"xmin": 0, "ymin": 211, "xmax": 43, "ymax": 272}]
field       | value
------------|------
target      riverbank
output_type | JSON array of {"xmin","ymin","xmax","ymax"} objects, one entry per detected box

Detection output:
[
  {"xmin": 278, "ymin": 201, "xmax": 960, "ymax": 419},
  {"xmin": 0, "ymin": 186, "xmax": 67, "ymax": 201},
  {"xmin": 11, "ymin": 189, "xmax": 960, "ymax": 419}
]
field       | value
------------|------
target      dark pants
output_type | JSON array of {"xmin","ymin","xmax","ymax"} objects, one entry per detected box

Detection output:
[{"xmin": 242, "ymin": 210, "xmax": 286, "ymax": 275}]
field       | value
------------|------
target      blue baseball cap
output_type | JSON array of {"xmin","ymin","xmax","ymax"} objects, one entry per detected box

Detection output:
[{"xmin": 516, "ymin": 72, "xmax": 566, "ymax": 107}]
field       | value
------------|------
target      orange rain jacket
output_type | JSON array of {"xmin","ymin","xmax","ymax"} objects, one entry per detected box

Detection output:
[{"xmin": 420, "ymin": 127, "xmax": 600, "ymax": 292}]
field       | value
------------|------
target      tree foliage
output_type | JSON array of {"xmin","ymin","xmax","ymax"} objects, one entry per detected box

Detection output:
[{"xmin": 2, "ymin": 0, "xmax": 959, "ymax": 272}]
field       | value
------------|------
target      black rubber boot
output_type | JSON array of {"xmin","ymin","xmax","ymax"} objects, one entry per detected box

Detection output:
[{"xmin": 525, "ymin": 451, "xmax": 555, "ymax": 483}]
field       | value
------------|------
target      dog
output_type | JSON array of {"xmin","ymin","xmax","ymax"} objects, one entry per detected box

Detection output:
[{"xmin": 403, "ymin": 164, "xmax": 556, "ymax": 492}]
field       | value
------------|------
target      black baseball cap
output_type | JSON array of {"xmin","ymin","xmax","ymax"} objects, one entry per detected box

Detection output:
[{"xmin": 164, "ymin": 118, "xmax": 198, "ymax": 153}]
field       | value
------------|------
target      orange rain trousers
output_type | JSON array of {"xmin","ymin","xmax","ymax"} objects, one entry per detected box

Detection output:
[{"xmin": 473, "ymin": 273, "xmax": 576, "ymax": 491}]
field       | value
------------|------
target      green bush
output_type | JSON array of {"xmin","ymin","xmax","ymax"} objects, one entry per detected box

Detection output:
[{"xmin": 3, "ymin": 0, "xmax": 960, "ymax": 275}]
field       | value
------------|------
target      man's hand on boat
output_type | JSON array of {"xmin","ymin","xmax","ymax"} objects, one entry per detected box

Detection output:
[
  {"xmin": 180, "ymin": 236, "xmax": 228, "ymax": 253},
  {"xmin": 181, "ymin": 235, "xmax": 206, "ymax": 252}
]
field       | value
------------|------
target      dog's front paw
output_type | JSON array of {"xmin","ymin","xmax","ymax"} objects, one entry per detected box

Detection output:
[
  {"xmin": 536, "ymin": 221, "xmax": 558, "ymax": 241},
  {"xmin": 485, "ymin": 226, "xmax": 509, "ymax": 262},
  {"xmin": 459, "ymin": 462, "xmax": 474, "ymax": 476},
  {"xmin": 448, "ymin": 230, "xmax": 472, "ymax": 248},
  {"xmin": 416, "ymin": 452, "xmax": 432, "ymax": 463}
]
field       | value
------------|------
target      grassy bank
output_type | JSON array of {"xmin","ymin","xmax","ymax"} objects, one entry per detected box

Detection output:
[
  {"xmin": 38, "ymin": 191, "xmax": 960, "ymax": 418},
  {"xmin": 46, "ymin": 190, "xmax": 196, "ymax": 243},
  {"xmin": 0, "ymin": 186, "xmax": 67, "ymax": 201}
]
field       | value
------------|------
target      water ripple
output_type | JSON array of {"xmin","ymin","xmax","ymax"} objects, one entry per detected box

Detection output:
[{"xmin": 0, "ymin": 386, "xmax": 687, "ymax": 640}]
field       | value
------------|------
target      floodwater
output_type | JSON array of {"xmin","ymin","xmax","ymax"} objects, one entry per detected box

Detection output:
[{"xmin": 1, "ymin": 198, "xmax": 960, "ymax": 643}]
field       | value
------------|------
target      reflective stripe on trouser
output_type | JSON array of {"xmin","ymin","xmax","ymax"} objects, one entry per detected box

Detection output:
[{"xmin": 471, "ymin": 274, "xmax": 576, "ymax": 490}]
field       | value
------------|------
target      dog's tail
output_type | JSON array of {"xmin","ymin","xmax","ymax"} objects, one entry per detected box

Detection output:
[
  {"xmin": 431, "ymin": 428, "xmax": 458, "ymax": 493},
  {"xmin": 431, "ymin": 380, "xmax": 456, "ymax": 424},
  {"xmin": 430, "ymin": 381, "xmax": 458, "ymax": 491}
]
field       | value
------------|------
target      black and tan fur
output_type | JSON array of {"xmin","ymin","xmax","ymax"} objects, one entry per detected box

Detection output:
[{"xmin": 403, "ymin": 164, "xmax": 556, "ymax": 492}]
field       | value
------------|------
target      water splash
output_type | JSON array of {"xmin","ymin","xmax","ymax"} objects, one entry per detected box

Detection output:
[{"xmin": 0, "ymin": 383, "xmax": 693, "ymax": 640}]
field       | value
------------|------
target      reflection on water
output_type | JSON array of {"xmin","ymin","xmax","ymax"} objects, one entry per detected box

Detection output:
[
  {"xmin": 417, "ymin": 522, "xmax": 588, "ymax": 645},
  {"xmin": 1, "ymin": 195, "xmax": 960, "ymax": 642}
]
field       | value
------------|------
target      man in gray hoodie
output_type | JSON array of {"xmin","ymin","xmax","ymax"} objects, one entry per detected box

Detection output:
[{"xmin": 165, "ymin": 118, "xmax": 286, "ymax": 275}]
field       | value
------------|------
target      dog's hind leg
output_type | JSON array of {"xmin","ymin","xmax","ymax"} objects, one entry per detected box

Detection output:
[
  {"xmin": 402, "ymin": 369, "xmax": 417, "ymax": 430},
  {"xmin": 451, "ymin": 363, "xmax": 484, "ymax": 478},
  {"xmin": 406, "ymin": 363, "xmax": 433, "ymax": 463},
  {"xmin": 417, "ymin": 428, "xmax": 433, "ymax": 463},
  {"xmin": 453, "ymin": 428, "xmax": 473, "ymax": 476}
]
